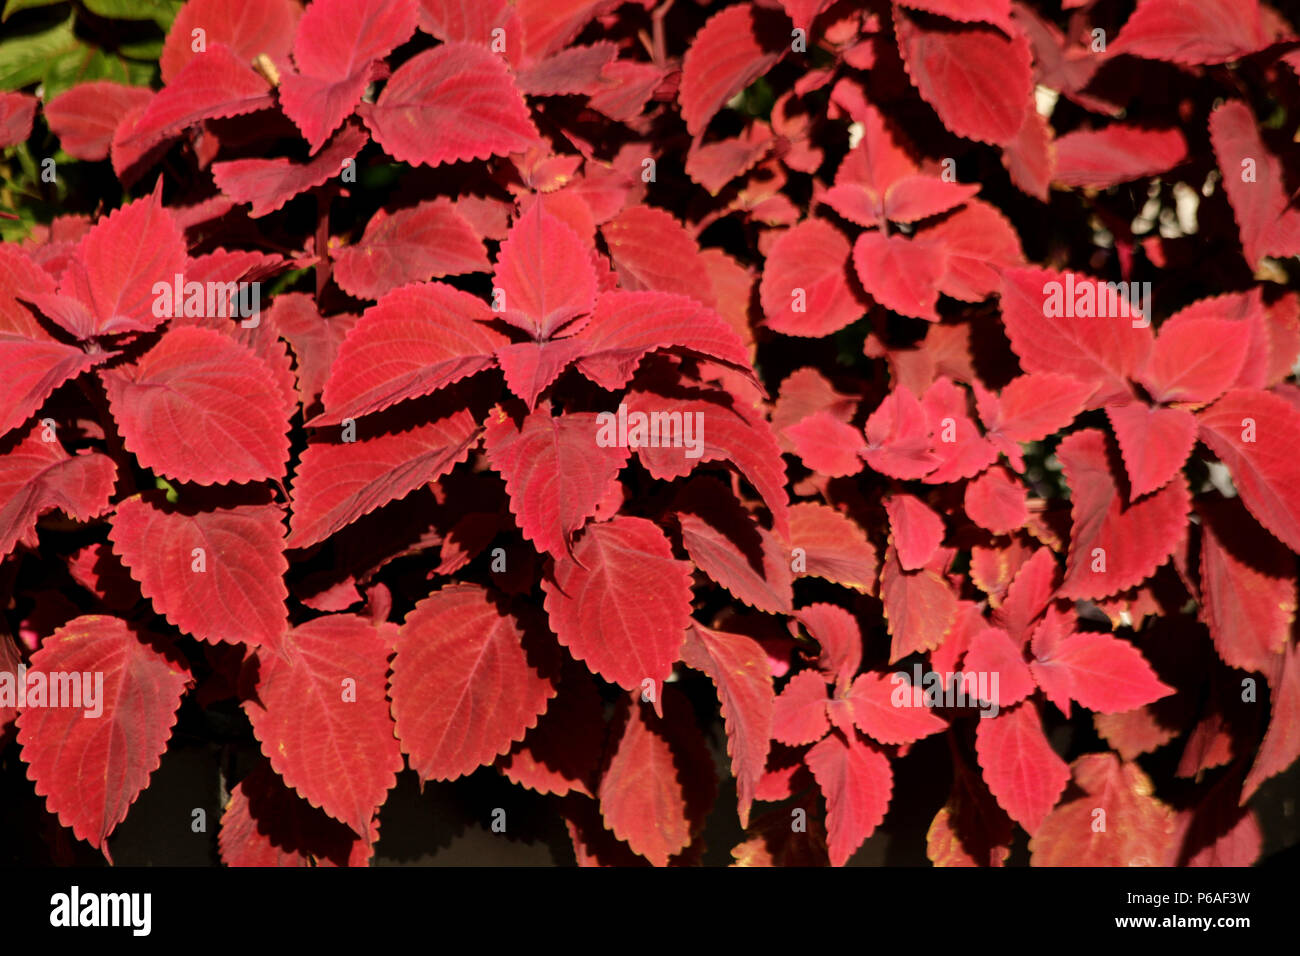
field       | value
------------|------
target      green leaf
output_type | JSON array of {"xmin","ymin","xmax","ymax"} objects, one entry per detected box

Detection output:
[
  {"xmin": 0, "ymin": 13, "xmax": 77, "ymax": 90},
  {"xmin": 82, "ymin": 0, "xmax": 181, "ymax": 28},
  {"xmin": 2, "ymin": 0, "xmax": 66, "ymax": 23},
  {"xmin": 117, "ymin": 36, "xmax": 163, "ymax": 60},
  {"xmin": 42, "ymin": 42, "xmax": 132, "ymax": 99}
]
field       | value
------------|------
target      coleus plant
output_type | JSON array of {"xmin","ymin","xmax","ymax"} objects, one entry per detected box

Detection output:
[{"xmin": 0, "ymin": 0, "xmax": 1298, "ymax": 868}]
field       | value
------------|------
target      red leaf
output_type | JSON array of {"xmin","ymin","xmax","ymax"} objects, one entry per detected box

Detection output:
[
  {"xmin": 358, "ymin": 42, "xmax": 538, "ymax": 167},
  {"xmin": 497, "ymin": 661, "xmax": 602, "ymax": 799},
  {"xmin": 963, "ymin": 628, "xmax": 1036, "ymax": 709},
  {"xmin": 493, "ymin": 202, "xmax": 596, "ymax": 339},
  {"xmin": 831, "ymin": 99, "xmax": 918, "ymax": 199},
  {"xmin": 575, "ymin": 290, "xmax": 753, "ymax": 392},
  {"xmin": 245, "ymin": 614, "xmax": 401, "ymax": 835},
  {"xmin": 125, "ymin": 45, "xmax": 274, "ymax": 148},
  {"xmin": 771, "ymin": 668, "xmax": 830, "ymax": 745},
  {"xmin": 778, "ymin": 0, "xmax": 829, "ymax": 33},
  {"xmin": 674, "ymin": 477, "xmax": 793, "ymax": 615},
  {"xmin": 885, "ymin": 493, "xmax": 944, "ymax": 571},
  {"xmin": 975, "ymin": 372, "xmax": 1092, "ymax": 468},
  {"xmin": 1113, "ymin": 0, "xmax": 1273, "ymax": 65},
  {"xmin": 1052, "ymin": 125, "xmax": 1187, "ymax": 188},
  {"xmin": 800, "ymin": 603, "xmax": 862, "ymax": 693},
  {"xmin": 44, "ymin": 83, "xmax": 152, "ymax": 161},
  {"xmin": 760, "ymin": 219, "xmax": 863, "ymax": 336},
  {"xmin": 681, "ymin": 621, "xmax": 775, "ymax": 827},
  {"xmin": 788, "ymin": 502, "xmax": 879, "ymax": 593},
  {"xmin": 1056, "ymin": 428, "xmax": 1189, "ymax": 599},
  {"xmin": 331, "ymin": 200, "xmax": 488, "ymax": 299},
  {"xmin": 287, "ymin": 400, "xmax": 479, "ymax": 549},
  {"xmin": 880, "ymin": 545, "xmax": 958, "ymax": 663},
  {"xmin": 598, "ymin": 692, "xmax": 716, "ymax": 866},
  {"xmin": 484, "ymin": 402, "xmax": 630, "ymax": 561},
  {"xmin": 101, "ymin": 325, "xmax": 291, "ymax": 485},
  {"xmin": 785, "ymin": 410, "xmax": 865, "ymax": 478},
  {"xmin": 992, "ymin": 547, "xmax": 1059, "ymax": 642},
  {"xmin": 843, "ymin": 671, "xmax": 948, "ymax": 745},
  {"xmin": 1242, "ymin": 640, "xmax": 1300, "ymax": 801},
  {"xmin": 541, "ymin": 516, "xmax": 692, "ymax": 695},
  {"xmin": 16, "ymin": 616, "xmax": 189, "ymax": 858},
  {"xmin": 1032, "ymin": 754, "xmax": 1179, "ymax": 866},
  {"xmin": 805, "ymin": 731, "xmax": 893, "ymax": 866},
  {"xmin": 415, "ymin": 0, "xmax": 521, "ymax": 58},
  {"xmin": 1208, "ymin": 101, "xmax": 1300, "ymax": 267},
  {"xmin": 110, "ymin": 491, "xmax": 288, "ymax": 651},
  {"xmin": 495, "ymin": 337, "xmax": 587, "ymax": 409},
  {"xmin": 925, "ymin": 201, "xmax": 1024, "ymax": 303},
  {"xmin": 920, "ymin": 376, "xmax": 998, "ymax": 483},
  {"xmin": 974, "ymin": 700, "xmax": 1069, "ymax": 835},
  {"xmin": 212, "ymin": 122, "xmax": 369, "ymax": 218},
  {"xmin": 28, "ymin": 185, "xmax": 185, "ymax": 339},
  {"xmin": 219, "ymin": 761, "xmax": 374, "ymax": 867},
  {"xmin": 1106, "ymin": 402, "xmax": 1196, "ymax": 501},
  {"xmin": 0, "ymin": 424, "xmax": 116, "ymax": 561},
  {"xmin": 894, "ymin": 8, "xmax": 1033, "ymax": 146},
  {"xmin": 390, "ymin": 584, "xmax": 557, "ymax": 781},
  {"xmin": 280, "ymin": 0, "xmax": 419, "ymax": 152},
  {"xmin": 514, "ymin": 0, "xmax": 613, "ymax": 63},
  {"xmin": 1197, "ymin": 388, "xmax": 1300, "ymax": 553},
  {"xmin": 0, "ymin": 93, "xmax": 35, "ymax": 148},
  {"xmin": 852, "ymin": 231, "xmax": 946, "ymax": 321},
  {"xmin": 964, "ymin": 465, "xmax": 1028, "ymax": 534},
  {"xmin": 624, "ymin": 386, "xmax": 791, "ymax": 541},
  {"xmin": 268, "ymin": 294, "xmax": 357, "ymax": 412},
  {"xmin": 161, "ymin": 0, "xmax": 301, "ymax": 84},
  {"xmin": 863, "ymin": 385, "xmax": 939, "ymax": 480},
  {"xmin": 601, "ymin": 205, "xmax": 715, "ymax": 306},
  {"xmin": 1197, "ymin": 497, "xmax": 1295, "ymax": 674},
  {"xmin": 679, "ymin": 4, "xmax": 788, "ymax": 136},
  {"xmin": 1031, "ymin": 632, "xmax": 1173, "ymax": 716},
  {"xmin": 313, "ymin": 282, "xmax": 505, "ymax": 426},
  {"xmin": 1001, "ymin": 109, "xmax": 1055, "ymax": 202},
  {"xmin": 1138, "ymin": 317, "xmax": 1250, "ymax": 405},
  {"xmin": 0, "ymin": 329, "xmax": 102, "ymax": 440},
  {"xmin": 899, "ymin": 0, "xmax": 1013, "ymax": 28},
  {"xmin": 1000, "ymin": 267, "xmax": 1154, "ymax": 407}
]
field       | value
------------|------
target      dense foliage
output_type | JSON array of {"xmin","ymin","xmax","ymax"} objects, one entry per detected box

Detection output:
[{"xmin": 1, "ymin": 0, "xmax": 1298, "ymax": 866}]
